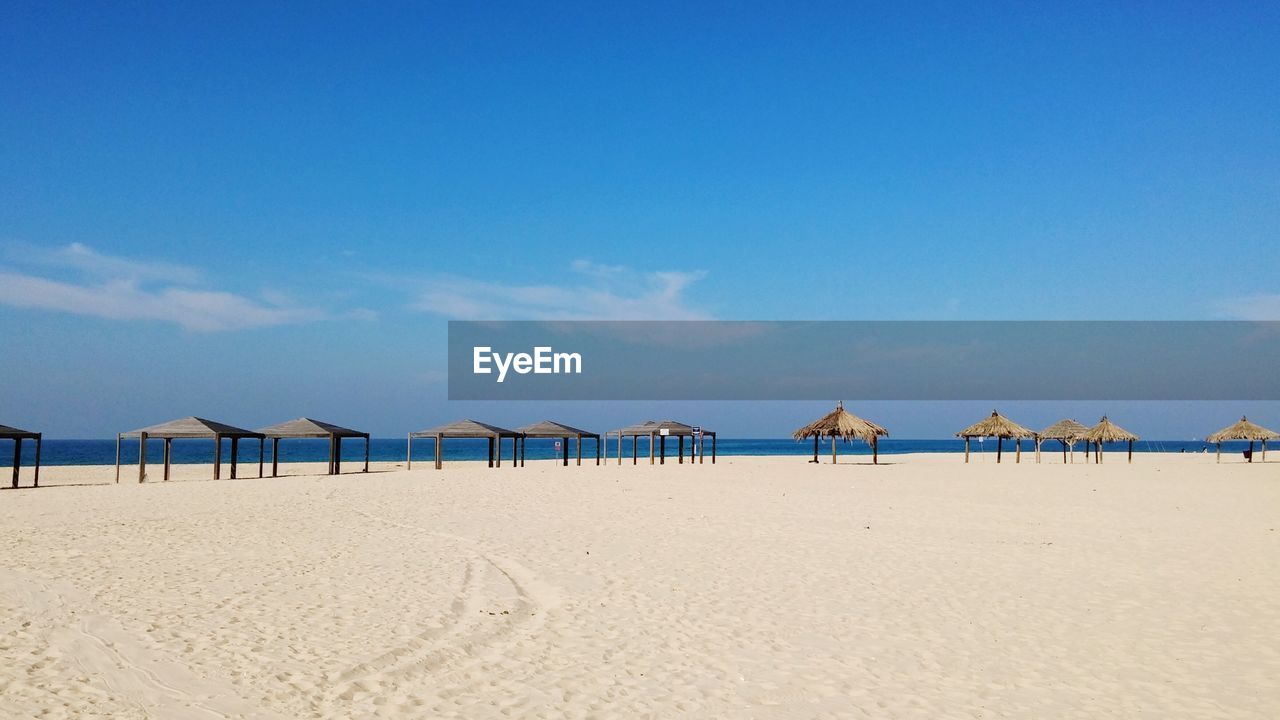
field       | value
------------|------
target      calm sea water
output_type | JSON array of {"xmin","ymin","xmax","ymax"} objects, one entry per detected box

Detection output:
[{"xmin": 5, "ymin": 437, "xmax": 1251, "ymax": 467}]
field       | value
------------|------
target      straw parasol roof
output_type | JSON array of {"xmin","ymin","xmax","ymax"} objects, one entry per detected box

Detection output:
[
  {"xmin": 1083, "ymin": 416, "xmax": 1139, "ymax": 443},
  {"xmin": 1038, "ymin": 419, "xmax": 1089, "ymax": 441},
  {"xmin": 1206, "ymin": 416, "xmax": 1279, "ymax": 443},
  {"xmin": 956, "ymin": 410, "xmax": 1035, "ymax": 439},
  {"xmin": 793, "ymin": 402, "xmax": 888, "ymax": 442}
]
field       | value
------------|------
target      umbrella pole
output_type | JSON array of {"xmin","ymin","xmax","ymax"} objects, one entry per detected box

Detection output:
[
  {"xmin": 996, "ymin": 436, "xmax": 1003, "ymax": 463},
  {"xmin": 831, "ymin": 436, "xmax": 836, "ymax": 464},
  {"xmin": 964, "ymin": 437, "xmax": 970, "ymax": 463},
  {"xmin": 812, "ymin": 436, "xmax": 818, "ymax": 463}
]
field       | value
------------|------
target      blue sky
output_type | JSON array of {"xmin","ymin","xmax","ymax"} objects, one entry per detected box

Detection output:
[{"xmin": 2, "ymin": 2, "xmax": 1278, "ymax": 437}]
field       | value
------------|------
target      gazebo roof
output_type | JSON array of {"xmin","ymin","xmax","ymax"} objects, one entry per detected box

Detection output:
[
  {"xmin": 122, "ymin": 416, "xmax": 264, "ymax": 439},
  {"xmin": 411, "ymin": 419, "xmax": 519, "ymax": 438},
  {"xmin": 793, "ymin": 402, "xmax": 888, "ymax": 442},
  {"xmin": 615, "ymin": 420, "xmax": 659, "ymax": 435},
  {"xmin": 1038, "ymin": 418, "xmax": 1090, "ymax": 441},
  {"xmin": 1083, "ymin": 416, "xmax": 1139, "ymax": 443},
  {"xmin": 1206, "ymin": 416, "xmax": 1280, "ymax": 443},
  {"xmin": 258, "ymin": 418, "xmax": 368, "ymax": 438},
  {"xmin": 957, "ymin": 410, "xmax": 1035, "ymax": 439},
  {"xmin": 516, "ymin": 420, "xmax": 599, "ymax": 438},
  {"xmin": 0, "ymin": 423, "xmax": 40, "ymax": 439},
  {"xmin": 615, "ymin": 419, "xmax": 710, "ymax": 436}
]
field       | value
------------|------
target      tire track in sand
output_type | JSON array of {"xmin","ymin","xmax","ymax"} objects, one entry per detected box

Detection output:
[
  {"xmin": 319, "ymin": 507, "xmax": 562, "ymax": 710},
  {"xmin": 0, "ymin": 568, "xmax": 285, "ymax": 720}
]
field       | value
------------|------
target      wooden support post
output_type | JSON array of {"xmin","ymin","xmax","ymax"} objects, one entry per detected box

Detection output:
[
  {"xmin": 711, "ymin": 434, "xmax": 716, "ymax": 463},
  {"xmin": 1128, "ymin": 439, "xmax": 1133, "ymax": 464},
  {"xmin": 364, "ymin": 436, "xmax": 370, "ymax": 472},
  {"xmin": 214, "ymin": 435, "xmax": 221, "ymax": 479},
  {"xmin": 1248, "ymin": 440, "xmax": 1255, "ymax": 463},
  {"xmin": 576, "ymin": 435, "xmax": 582, "ymax": 466},
  {"xmin": 487, "ymin": 437, "xmax": 494, "ymax": 468},
  {"xmin": 1016, "ymin": 438, "xmax": 1021, "ymax": 464},
  {"xmin": 115, "ymin": 434, "xmax": 122, "ymax": 484},
  {"xmin": 678, "ymin": 435, "xmax": 685, "ymax": 464},
  {"xmin": 832, "ymin": 436, "xmax": 837, "ymax": 464},
  {"xmin": 996, "ymin": 436, "xmax": 1003, "ymax": 463},
  {"xmin": 1263, "ymin": 439, "xmax": 1268, "ymax": 462},
  {"xmin": 258, "ymin": 437, "xmax": 264, "ymax": 478},
  {"xmin": 562, "ymin": 437, "xmax": 568, "ymax": 467},
  {"xmin": 596, "ymin": 437, "xmax": 601, "ymax": 466},
  {"xmin": 11, "ymin": 437, "xmax": 20, "ymax": 489},
  {"xmin": 406, "ymin": 434, "xmax": 413, "ymax": 470},
  {"xmin": 495, "ymin": 436, "xmax": 501, "ymax": 468},
  {"xmin": 33, "ymin": 436, "xmax": 41, "ymax": 488},
  {"xmin": 964, "ymin": 437, "xmax": 970, "ymax": 463},
  {"xmin": 648, "ymin": 434, "xmax": 654, "ymax": 465},
  {"xmin": 138, "ymin": 433, "xmax": 147, "ymax": 483},
  {"xmin": 273, "ymin": 438, "xmax": 280, "ymax": 477},
  {"xmin": 1035, "ymin": 439, "xmax": 1041, "ymax": 464},
  {"xmin": 1216, "ymin": 442, "xmax": 1221, "ymax": 463},
  {"xmin": 660, "ymin": 435, "xmax": 666, "ymax": 465},
  {"xmin": 230, "ymin": 437, "xmax": 239, "ymax": 479},
  {"xmin": 521, "ymin": 436, "xmax": 527, "ymax": 467},
  {"xmin": 435, "ymin": 434, "xmax": 442, "ymax": 470},
  {"xmin": 335, "ymin": 436, "xmax": 342, "ymax": 474},
  {"xmin": 873, "ymin": 437, "xmax": 879, "ymax": 465},
  {"xmin": 163, "ymin": 438, "xmax": 171, "ymax": 482}
]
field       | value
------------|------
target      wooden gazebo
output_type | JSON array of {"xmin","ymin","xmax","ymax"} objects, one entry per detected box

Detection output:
[
  {"xmin": 608, "ymin": 420, "xmax": 715, "ymax": 465},
  {"xmin": 515, "ymin": 420, "xmax": 601, "ymax": 467},
  {"xmin": 1206, "ymin": 416, "xmax": 1278, "ymax": 463},
  {"xmin": 2, "ymin": 424, "xmax": 41, "ymax": 489},
  {"xmin": 258, "ymin": 418, "xmax": 370, "ymax": 476},
  {"xmin": 1036, "ymin": 419, "xmax": 1089, "ymax": 464},
  {"xmin": 1082, "ymin": 416, "xmax": 1139, "ymax": 464},
  {"xmin": 957, "ymin": 410, "xmax": 1035, "ymax": 463},
  {"xmin": 408, "ymin": 420, "xmax": 522, "ymax": 470},
  {"xmin": 116, "ymin": 417, "xmax": 265, "ymax": 483},
  {"xmin": 792, "ymin": 402, "xmax": 889, "ymax": 464}
]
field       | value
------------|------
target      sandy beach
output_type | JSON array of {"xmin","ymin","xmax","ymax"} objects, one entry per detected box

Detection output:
[{"xmin": 2, "ymin": 454, "xmax": 1277, "ymax": 719}]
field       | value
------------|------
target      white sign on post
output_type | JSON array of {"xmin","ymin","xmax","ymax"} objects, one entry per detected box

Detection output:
[{"xmin": 659, "ymin": 429, "xmax": 670, "ymax": 436}]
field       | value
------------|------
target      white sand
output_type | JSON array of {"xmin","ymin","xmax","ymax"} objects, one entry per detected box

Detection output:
[{"xmin": 1, "ymin": 454, "xmax": 1278, "ymax": 719}]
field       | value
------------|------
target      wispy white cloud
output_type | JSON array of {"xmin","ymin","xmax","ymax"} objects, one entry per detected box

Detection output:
[
  {"xmin": 411, "ymin": 261, "xmax": 710, "ymax": 320},
  {"xmin": 1213, "ymin": 293, "xmax": 1280, "ymax": 320},
  {"xmin": 0, "ymin": 244, "xmax": 320, "ymax": 331}
]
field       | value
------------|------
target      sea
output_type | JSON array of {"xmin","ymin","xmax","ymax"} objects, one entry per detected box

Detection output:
[{"xmin": 9, "ymin": 437, "xmax": 1253, "ymax": 467}]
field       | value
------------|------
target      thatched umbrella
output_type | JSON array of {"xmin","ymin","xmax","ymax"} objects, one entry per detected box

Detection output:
[
  {"xmin": 1082, "ymin": 416, "xmax": 1139, "ymax": 464},
  {"xmin": 792, "ymin": 402, "xmax": 889, "ymax": 465},
  {"xmin": 1206, "ymin": 416, "xmax": 1278, "ymax": 463},
  {"xmin": 1036, "ymin": 418, "xmax": 1089, "ymax": 464},
  {"xmin": 956, "ymin": 410, "xmax": 1035, "ymax": 464}
]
